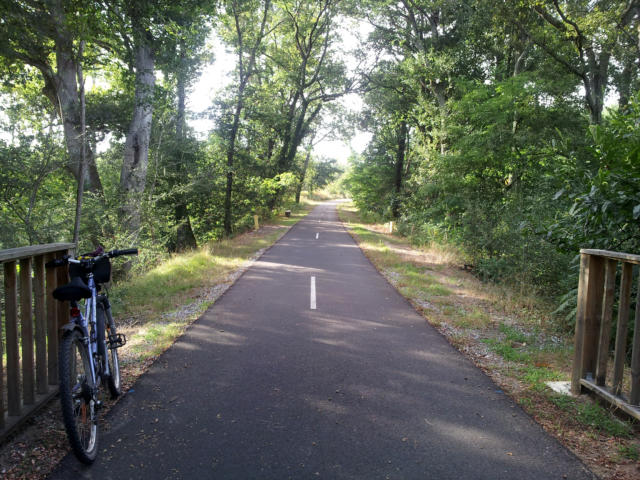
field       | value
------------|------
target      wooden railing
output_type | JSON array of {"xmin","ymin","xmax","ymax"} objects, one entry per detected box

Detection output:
[
  {"xmin": 571, "ymin": 249, "xmax": 640, "ymax": 420},
  {"xmin": 0, "ymin": 243, "xmax": 74, "ymax": 440}
]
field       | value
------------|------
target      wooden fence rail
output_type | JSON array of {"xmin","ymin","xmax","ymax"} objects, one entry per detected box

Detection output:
[
  {"xmin": 571, "ymin": 249, "xmax": 640, "ymax": 420},
  {"xmin": 0, "ymin": 243, "xmax": 74, "ymax": 441}
]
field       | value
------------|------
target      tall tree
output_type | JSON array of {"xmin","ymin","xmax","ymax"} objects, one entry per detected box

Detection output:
[
  {"xmin": 363, "ymin": 0, "xmax": 472, "ymax": 153},
  {"xmin": 0, "ymin": 0, "xmax": 105, "ymax": 193},
  {"xmin": 272, "ymin": 0, "xmax": 350, "ymax": 173},
  {"xmin": 219, "ymin": 0, "xmax": 273, "ymax": 236},
  {"xmin": 154, "ymin": 1, "xmax": 213, "ymax": 249},
  {"xmin": 519, "ymin": 0, "xmax": 640, "ymax": 124},
  {"xmin": 116, "ymin": 3, "xmax": 157, "ymax": 239}
]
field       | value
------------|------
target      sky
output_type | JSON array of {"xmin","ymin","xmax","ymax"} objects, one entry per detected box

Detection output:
[{"xmin": 186, "ymin": 19, "xmax": 373, "ymax": 166}]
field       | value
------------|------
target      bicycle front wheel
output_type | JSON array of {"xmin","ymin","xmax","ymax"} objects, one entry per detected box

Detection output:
[{"xmin": 59, "ymin": 329, "xmax": 99, "ymax": 464}]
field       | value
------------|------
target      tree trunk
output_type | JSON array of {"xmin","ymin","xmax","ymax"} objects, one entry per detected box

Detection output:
[
  {"xmin": 584, "ymin": 50, "xmax": 610, "ymax": 125},
  {"xmin": 295, "ymin": 148, "xmax": 312, "ymax": 204},
  {"xmin": 392, "ymin": 120, "xmax": 407, "ymax": 219},
  {"xmin": 49, "ymin": 1, "xmax": 103, "ymax": 195},
  {"xmin": 276, "ymin": 92, "xmax": 301, "ymax": 173},
  {"xmin": 120, "ymin": 40, "xmax": 154, "ymax": 238},
  {"xmin": 266, "ymin": 137, "xmax": 275, "ymax": 172},
  {"xmin": 283, "ymin": 101, "xmax": 309, "ymax": 172},
  {"xmin": 618, "ymin": 60, "xmax": 633, "ymax": 110},
  {"xmin": 512, "ymin": 43, "xmax": 529, "ymax": 135},
  {"xmin": 72, "ymin": 41, "xmax": 86, "ymax": 247},
  {"xmin": 430, "ymin": 80, "xmax": 447, "ymax": 154},
  {"xmin": 281, "ymin": 100, "xmax": 323, "ymax": 175},
  {"xmin": 223, "ymin": 83, "xmax": 246, "ymax": 237},
  {"xmin": 174, "ymin": 57, "xmax": 197, "ymax": 250}
]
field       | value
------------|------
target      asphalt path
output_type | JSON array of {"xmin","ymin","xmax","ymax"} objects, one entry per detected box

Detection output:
[{"xmin": 49, "ymin": 201, "xmax": 595, "ymax": 479}]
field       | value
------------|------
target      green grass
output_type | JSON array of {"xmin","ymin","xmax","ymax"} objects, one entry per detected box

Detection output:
[
  {"xmin": 617, "ymin": 444, "xmax": 639, "ymax": 461},
  {"xmin": 517, "ymin": 365, "xmax": 563, "ymax": 391},
  {"xmin": 425, "ymin": 283, "xmax": 453, "ymax": 296},
  {"xmin": 549, "ymin": 394, "xmax": 633, "ymax": 438},
  {"xmin": 114, "ymin": 250, "xmax": 222, "ymax": 313},
  {"xmin": 457, "ymin": 308, "xmax": 492, "ymax": 329},
  {"xmin": 348, "ymin": 219, "xmax": 457, "ymax": 302},
  {"xmin": 499, "ymin": 323, "xmax": 529, "ymax": 344},
  {"xmin": 482, "ymin": 338, "xmax": 532, "ymax": 362}
]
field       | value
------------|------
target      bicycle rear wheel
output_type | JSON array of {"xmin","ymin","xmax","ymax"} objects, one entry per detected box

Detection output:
[{"xmin": 59, "ymin": 329, "xmax": 98, "ymax": 464}]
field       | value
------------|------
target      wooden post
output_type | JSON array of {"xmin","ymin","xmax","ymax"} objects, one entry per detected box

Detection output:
[
  {"xmin": 571, "ymin": 253, "xmax": 590, "ymax": 394},
  {"xmin": 56, "ymin": 256, "xmax": 68, "ymax": 334},
  {"xmin": 582, "ymin": 255, "xmax": 605, "ymax": 381},
  {"xmin": 4, "ymin": 261, "xmax": 21, "ymax": 416},
  {"xmin": 612, "ymin": 262, "xmax": 633, "ymax": 395},
  {"xmin": 253, "ymin": 215, "xmax": 259, "ymax": 231},
  {"xmin": 0, "ymin": 243, "xmax": 75, "ymax": 435},
  {"xmin": 0, "ymin": 267, "xmax": 4, "ymax": 428},
  {"xmin": 20, "ymin": 258, "xmax": 35, "ymax": 405},
  {"xmin": 45, "ymin": 253, "xmax": 58, "ymax": 386},
  {"xmin": 595, "ymin": 258, "xmax": 617, "ymax": 386},
  {"xmin": 33, "ymin": 255, "xmax": 48, "ymax": 395},
  {"xmin": 630, "ymin": 274, "xmax": 640, "ymax": 405}
]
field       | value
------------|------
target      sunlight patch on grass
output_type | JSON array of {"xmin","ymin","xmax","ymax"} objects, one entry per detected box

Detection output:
[
  {"xmin": 114, "ymin": 250, "xmax": 226, "ymax": 314},
  {"xmin": 129, "ymin": 322, "xmax": 186, "ymax": 361}
]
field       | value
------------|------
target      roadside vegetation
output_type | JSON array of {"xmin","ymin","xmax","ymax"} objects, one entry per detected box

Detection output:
[{"xmin": 338, "ymin": 203, "xmax": 639, "ymax": 480}]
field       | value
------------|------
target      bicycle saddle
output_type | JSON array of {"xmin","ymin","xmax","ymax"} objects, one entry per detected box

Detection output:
[{"xmin": 53, "ymin": 276, "xmax": 92, "ymax": 301}]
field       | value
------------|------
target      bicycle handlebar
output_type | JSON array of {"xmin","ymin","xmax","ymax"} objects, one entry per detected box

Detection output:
[
  {"xmin": 108, "ymin": 248, "xmax": 138, "ymax": 258},
  {"xmin": 45, "ymin": 248, "xmax": 138, "ymax": 268},
  {"xmin": 45, "ymin": 256, "xmax": 71, "ymax": 268}
]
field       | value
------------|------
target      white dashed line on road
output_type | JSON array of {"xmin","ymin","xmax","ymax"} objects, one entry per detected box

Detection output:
[
  {"xmin": 310, "ymin": 276, "xmax": 316, "ymax": 310},
  {"xmin": 316, "ymin": 233, "xmax": 319, "ymax": 240}
]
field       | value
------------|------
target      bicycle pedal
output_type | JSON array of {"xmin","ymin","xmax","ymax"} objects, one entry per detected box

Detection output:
[{"xmin": 108, "ymin": 333, "xmax": 126, "ymax": 349}]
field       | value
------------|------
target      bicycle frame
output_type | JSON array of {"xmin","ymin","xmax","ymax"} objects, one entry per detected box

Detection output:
[{"xmin": 67, "ymin": 260, "xmax": 109, "ymax": 396}]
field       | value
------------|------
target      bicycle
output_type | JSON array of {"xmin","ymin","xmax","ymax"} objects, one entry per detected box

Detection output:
[{"xmin": 46, "ymin": 246, "xmax": 138, "ymax": 464}]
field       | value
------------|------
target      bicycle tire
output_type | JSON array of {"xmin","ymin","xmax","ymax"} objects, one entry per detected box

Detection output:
[
  {"xmin": 102, "ymin": 305, "xmax": 121, "ymax": 398},
  {"xmin": 59, "ymin": 329, "xmax": 99, "ymax": 464}
]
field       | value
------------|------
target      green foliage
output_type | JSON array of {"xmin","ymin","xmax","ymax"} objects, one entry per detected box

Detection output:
[
  {"xmin": 0, "ymin": 82, "xmax": 74, "ymax": 248},
  {"xmin": 306, "ymin": 157, "xmax": 342, "ymax": 192},
  {"xmin": 344, "ymin": 148, "xmax": 396, "ymax": 218},
  {"xmin": 344, "ymin": 0, "xmax": 640, "ymax": 320},
  {"xmin": 550, "ymin": 96, "xmax": 640, "ymax": 254}
]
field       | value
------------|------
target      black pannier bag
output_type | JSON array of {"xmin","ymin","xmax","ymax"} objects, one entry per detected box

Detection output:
[{"xmin": 69, "ymin": 257, "xmax": 112, "ymax": 285}]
